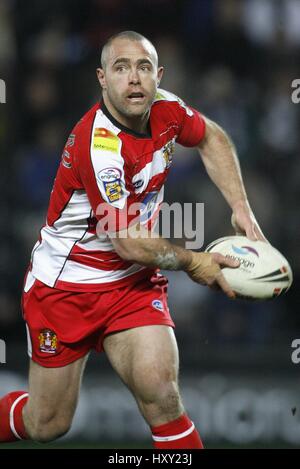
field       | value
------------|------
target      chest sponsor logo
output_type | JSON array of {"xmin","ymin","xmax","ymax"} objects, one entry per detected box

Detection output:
[
  {"xmin": 98, "ymin": 167, "xmax": 123, "ymax": 203},
  {"xmin": 93, "ymin": 128, "xmax": 120, "ymax": 153}
]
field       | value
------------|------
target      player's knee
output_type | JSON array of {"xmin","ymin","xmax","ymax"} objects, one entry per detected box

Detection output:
[
  {"xmin": 29, "ymin": 419, "xmax": 71, "ymax": 443},
  {"xmin": 137, "ymin": 377, "xmax": 181, "ymax": 412},
  {"xmin": 137, "ymin": 379, "xmax": 183, "ymax": 425},
  {"xmin": 26, "ymin": 412, "xmax": 72, "ymax": 443},
  {"xmin": 155, "ymin": 380, "xmax": 181, "ymax": 413}
]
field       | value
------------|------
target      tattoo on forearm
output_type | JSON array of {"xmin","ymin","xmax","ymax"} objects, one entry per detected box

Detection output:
[{"xmin": 155, "ymin": 249, "xmax": 181, "ymax": 270}]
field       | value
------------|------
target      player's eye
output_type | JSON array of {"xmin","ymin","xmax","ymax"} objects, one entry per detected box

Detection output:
[
  {"xmin": 140, "ymin": 65, "xmax": 151, "ymax": 71},
  {"xmin": 116, "ymin": 65, "xmax": 127, "ymax": 72}
]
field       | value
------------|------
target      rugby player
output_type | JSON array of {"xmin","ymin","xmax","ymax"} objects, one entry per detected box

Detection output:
[{"xmin": 0, "ymin": 31, "xmax": 265, "ymax": 449}]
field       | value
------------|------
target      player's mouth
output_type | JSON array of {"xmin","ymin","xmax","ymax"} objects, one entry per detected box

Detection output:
[{"xmin": 127, "ymin": 92, "xmax": 146, "ymax": 103}]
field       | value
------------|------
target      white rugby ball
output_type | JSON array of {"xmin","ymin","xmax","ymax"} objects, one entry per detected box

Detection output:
[{"xmin": 205, "ymin": 236, "xmax": 293, "ymax": 300}]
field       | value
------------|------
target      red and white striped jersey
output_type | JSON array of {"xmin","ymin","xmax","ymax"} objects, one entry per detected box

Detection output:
[{"xmin": 29, "ymin": 89, "xmax": 206, "ymax": 292}]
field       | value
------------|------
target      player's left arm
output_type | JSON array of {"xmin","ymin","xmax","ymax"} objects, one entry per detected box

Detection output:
[{"xmin": 197, "ymin": 115, "xmax": 266, "ymax": 241}]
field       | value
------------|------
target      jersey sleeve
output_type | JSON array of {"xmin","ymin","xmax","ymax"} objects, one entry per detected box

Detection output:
[
  {"xmin": 74, "ymin": 123, "xmax": 137, "ymax": 233},
  {"xmin": 174, "ymin": 96, "xmax": 206, "ymax": 147},
  {"xmin": 159, "ymin": 90, "xmax": 205, "ymax": 147}
]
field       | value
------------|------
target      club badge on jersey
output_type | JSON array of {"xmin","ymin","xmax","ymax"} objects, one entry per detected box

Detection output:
[{"xmin": 162, "ymin": 140, "xmax": 175, "ymax": 169}]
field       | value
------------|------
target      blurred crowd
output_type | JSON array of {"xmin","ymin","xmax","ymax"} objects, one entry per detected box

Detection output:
[{"xmin": 0, "ymin": 0, "xmax": 299, "ymax": 360}]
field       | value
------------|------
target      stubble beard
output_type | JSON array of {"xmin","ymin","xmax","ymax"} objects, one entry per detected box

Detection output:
[{"xmin": 107, "ymin": 88, "xmax": 155, "ymax": 120}]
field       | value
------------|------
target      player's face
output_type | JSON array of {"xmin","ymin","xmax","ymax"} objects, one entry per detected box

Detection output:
[{"xmin": 97, "ymin": 38, "xmax": 163, "ymax": 125}]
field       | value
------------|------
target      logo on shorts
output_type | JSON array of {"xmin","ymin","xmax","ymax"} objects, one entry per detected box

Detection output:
[
  {"xmin": 38, "ymin": 329, "xmax": 58, "ymax": 354},
  {"xmin": 152, "ymin": 300, "xmax": 164, "ymax": 312}
]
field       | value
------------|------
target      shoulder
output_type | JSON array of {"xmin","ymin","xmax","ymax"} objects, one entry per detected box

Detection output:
[
  {"xmin": 151, "ymin": 88, "xmax": 195, "ymax": 118},
  {"xmin": 72, "ymin": 103, "xmax": 99, "ymax": 139},
  {"xmin": 153, "ymin": 89, "xmax": 206, "ymax": 147},
  {"xmin": 153, "ymin": 88, "xmax": 183, "ymax": 104},
  {"xmin": 73, "ymin": 103, "xmax": 122, "ymax": 152}
]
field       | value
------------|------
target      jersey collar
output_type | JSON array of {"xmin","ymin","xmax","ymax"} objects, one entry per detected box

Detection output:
[{"xmin": 100, "ymin": 100, "xmax": 152, "ymax": 139}]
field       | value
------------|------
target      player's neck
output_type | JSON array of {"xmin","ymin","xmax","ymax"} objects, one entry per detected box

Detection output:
[{"xmin": 102, "ymin": 96, "xmax": 150, "ymax": 136}]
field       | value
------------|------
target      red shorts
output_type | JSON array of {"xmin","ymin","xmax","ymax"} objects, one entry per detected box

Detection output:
[{"xmin": 21, "ymin": 272, "xmax": 174, "ymax": 368}]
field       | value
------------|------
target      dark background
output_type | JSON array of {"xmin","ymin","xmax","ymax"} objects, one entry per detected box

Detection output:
[{"xmin": 0, "ymin": 0, "xmax": 300, "ymax": 448}]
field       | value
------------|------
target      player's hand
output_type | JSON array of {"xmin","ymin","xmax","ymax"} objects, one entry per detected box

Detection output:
[
  {"xmin": 185, "ymin": 251, "xmax": 239, "ymax": 299},
  {"xmin": 231, "ymin": 200, "xmax": 267, "ymax": 242}
]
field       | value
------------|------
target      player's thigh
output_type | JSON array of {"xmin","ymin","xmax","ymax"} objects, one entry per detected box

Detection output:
[
  {"xmin": 25, "ymin": 354, "xmax": 88, "ymax": 422},
  {"xmin": 103, "ymin": 325, "xmax": 179, "ymax": 394}
]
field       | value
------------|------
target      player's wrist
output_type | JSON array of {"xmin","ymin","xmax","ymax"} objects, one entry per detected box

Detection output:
[
  {"xmin": 231, "ymin": 198, "xmax": 250, "ymax": 213},
  {"xmin": 184, "ymin": 251, "xmax": 221, "ymax": 285},
  {"xmin": 180, "ymin": 249, "xmax": 195, "ymax": 272},
  {"xmin": 184, "ymin": 251, "xmax": 210, "ymax": 274}
]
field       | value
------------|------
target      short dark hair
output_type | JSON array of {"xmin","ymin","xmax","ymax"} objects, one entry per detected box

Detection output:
[{"xmin": 100, "ymin": 30, "xmax": 158, "ymax": 69}]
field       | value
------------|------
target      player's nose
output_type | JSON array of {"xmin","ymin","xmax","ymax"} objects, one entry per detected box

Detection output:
[{"xmin": 128, "ymin": 68, "xmax": 141, "ymax": 84}]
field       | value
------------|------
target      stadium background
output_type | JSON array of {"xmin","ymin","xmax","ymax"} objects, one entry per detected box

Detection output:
[{"xmin": 0, "ymin": 0, "xmax": 300, "ymax": 449}]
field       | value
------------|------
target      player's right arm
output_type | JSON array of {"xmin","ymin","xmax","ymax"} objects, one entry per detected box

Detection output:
[{"xmin": 110, "ymin": 224, "xmax": 239, "ymax": 298}]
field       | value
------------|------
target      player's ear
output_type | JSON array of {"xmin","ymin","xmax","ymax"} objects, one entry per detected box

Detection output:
[
  {"xmin": 157, "ymin": 66, "xmax": 164, "ymax": 87},
  {"xmin": 96, "ymin": 68, "xmax": 106, "ymax": 90}
]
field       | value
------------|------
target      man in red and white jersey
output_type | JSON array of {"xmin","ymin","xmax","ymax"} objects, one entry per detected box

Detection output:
[{"xmin": 0, "ymin": 31, "xmax": 265, "ymax": 448}]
